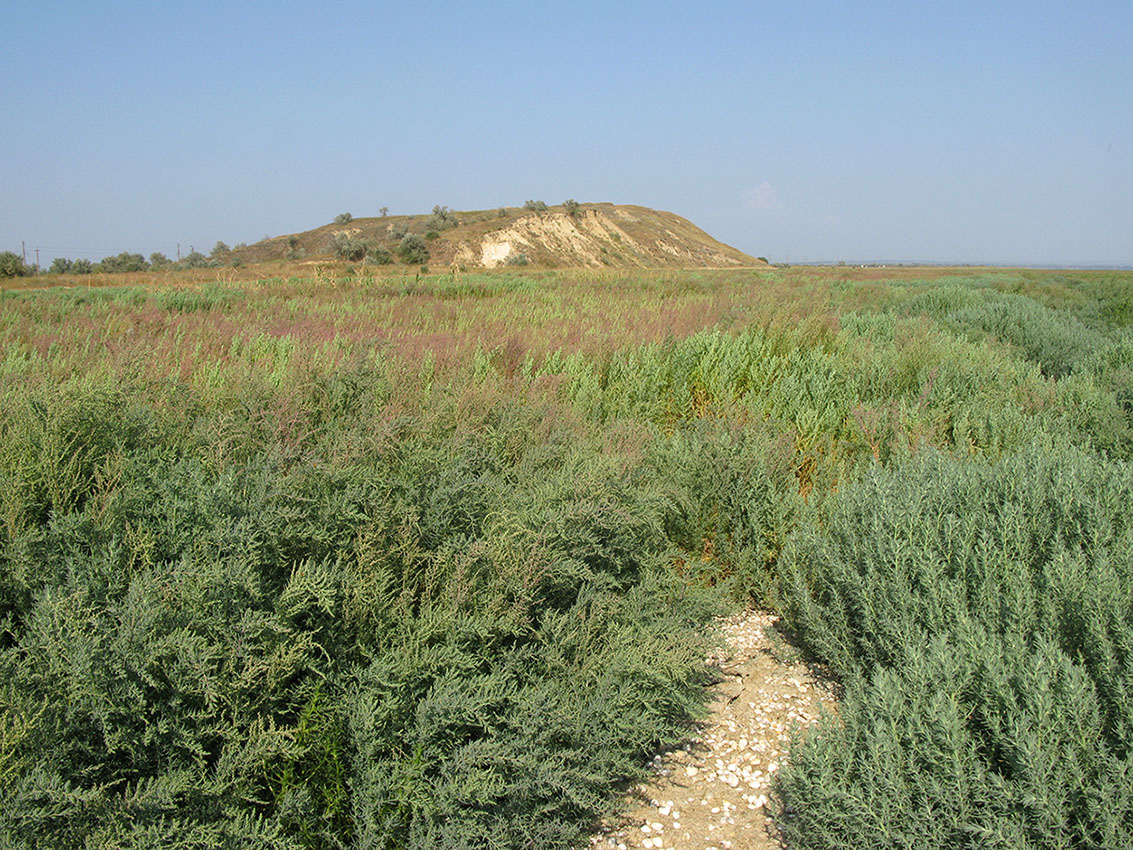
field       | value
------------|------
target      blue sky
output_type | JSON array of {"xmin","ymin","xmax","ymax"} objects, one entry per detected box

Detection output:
[{"xmin": 3, "ymin": 1, "xmax": 1131, "ymax": 265}]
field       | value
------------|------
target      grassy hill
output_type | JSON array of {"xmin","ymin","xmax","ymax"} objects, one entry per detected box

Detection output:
[{"xmin": 232, "ymin": 202, "xmax": 763, "ymax": 270}]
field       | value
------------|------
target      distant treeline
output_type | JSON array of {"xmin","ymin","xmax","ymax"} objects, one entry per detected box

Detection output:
[
  {"xmin": 0, "ymin": 243, "xmax": 247, "ymax": 278},
  {"xmin": 49, "ymin": 246, "xmax": 238, "ymax": 275}
]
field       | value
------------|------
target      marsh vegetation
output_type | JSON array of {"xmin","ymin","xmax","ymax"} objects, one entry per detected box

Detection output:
[{"xmin": 1, "ymin": 266, "xmax": 1130, "ymax": 847}]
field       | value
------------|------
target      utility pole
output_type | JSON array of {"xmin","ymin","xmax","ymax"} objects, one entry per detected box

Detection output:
[
  {"xmin": 35, "ymin": 247, "xmax": 39, "ymax": 271},
  {"xmin": 21, "ymin": 241, "xmax": 26, "ymax": 264},
  {"xmin": 177, "ymin": 242, "xmax": 181, "ymax": 261}
]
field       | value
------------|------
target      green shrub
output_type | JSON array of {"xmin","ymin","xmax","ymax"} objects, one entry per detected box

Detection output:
[
  {"xmin": 647, "ymin": 420, "xmax": 801, "ymax": 604},
  {"xmin": 176, "ymin": 251, "xmax": 211, "ymax": 269},
  {"xmin": 425, "ymin": 205, "xmax": 455, "ymax": 231},
  {"xmin": 523, "ymin": 200, "xmax": 548, "ymax": 212},
  {"xmin": 777, "ymin": 443, "xmax": 1133, "ymax": 848},
  {"xmin": 95, "ymin": 252, "xmax": 148, "ymax": 273},
  {"xmin": 0, "ymin": 251, "xmax": 32, "ymax": 278},
  {"xmin": 366, "ymin": 246, "xmax": 393, "ymax": 265},
  {"xmin": 398, "ymin": 233, "xmax": 430, "ymax": 265},
  {"xmin": 328, "ymin": 232, "xmax": 373, "ymax": 263},
  {"xmin": 334, "ymin": 212, "xmax": 353, "ymax": 224}
]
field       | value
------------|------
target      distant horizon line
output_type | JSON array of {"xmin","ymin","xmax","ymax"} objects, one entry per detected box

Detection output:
[{"xmin": 784, "ymin": 260, "xmax": 1133, "ymax": 271}]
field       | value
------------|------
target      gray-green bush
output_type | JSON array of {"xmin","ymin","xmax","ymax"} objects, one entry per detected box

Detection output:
[
  {"xmin": 777, "ymin": 444, "xmax": 1133, "ymax": 849},
  {"xmin": 397, "ymin": 234, "xmax": 429, "ymax": 265},
  {"xmin": 329, "ymin": 233, "xmax": 374, "ymax": 263}
]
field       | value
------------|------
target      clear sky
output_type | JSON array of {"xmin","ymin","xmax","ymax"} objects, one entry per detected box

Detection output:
[{"xmin": 3, "ymin": 1, "xmax": 1131, "ymax": 266}]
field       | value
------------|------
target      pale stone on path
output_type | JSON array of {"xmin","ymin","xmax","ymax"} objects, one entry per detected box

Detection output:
[{"xmin": 586, "ymin": 609, "xmax": 837, "ymax": 850}]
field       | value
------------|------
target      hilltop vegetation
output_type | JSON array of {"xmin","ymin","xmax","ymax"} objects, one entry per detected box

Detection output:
[{"xmin": 0, "ymin": 266, "xmax": 1131, "ymax": 847}]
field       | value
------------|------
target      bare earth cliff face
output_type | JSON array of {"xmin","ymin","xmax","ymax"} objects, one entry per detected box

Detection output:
[{"xmin": 454, "ymin": 206, "xmax": 758, "ymax": 269}]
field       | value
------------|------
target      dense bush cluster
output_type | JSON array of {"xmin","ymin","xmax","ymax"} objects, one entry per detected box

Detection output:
[
  {"xmin": 777, "ymin": 445, "xmax": 1133, "ymax": 848},
  {"xmin": 397, "ymin": 234, "xmax": 429, "ymax": 266},
  {"xmin": 424, "ymin": 205, "xmax": 456, "ymax": 232},
  {"xmin": 0, "ymin": 251, "xmax": 32, "ymax": 278},
  {"xmin": 328, "ymin": 233, "xmax": 385, "ymax": 264},
  {"xmin": 0, "ymin": 381, "xmax": 716, "ymax": 847}
]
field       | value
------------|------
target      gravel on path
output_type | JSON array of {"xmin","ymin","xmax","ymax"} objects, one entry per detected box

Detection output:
[{"xmin": 588, "ymin": 610, "xmax": 838, "ymax": 850}]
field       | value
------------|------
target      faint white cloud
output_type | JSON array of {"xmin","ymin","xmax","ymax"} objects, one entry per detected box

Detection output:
[{"xmin": 744, "ymin": 181, "xmax": 782, "ymax": 211}]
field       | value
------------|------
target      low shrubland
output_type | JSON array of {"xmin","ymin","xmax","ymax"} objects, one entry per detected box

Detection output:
[
  {"xmin": 0, "ymin": 266, "xmax": 1130, "ymax": 847},
  {"xmin": 777, "ymin": 444, "xmax": 1133, "ymax": 848},
  {"xmin": 0, "ymin": 384, "xmax": 719, "ymax": 847}
]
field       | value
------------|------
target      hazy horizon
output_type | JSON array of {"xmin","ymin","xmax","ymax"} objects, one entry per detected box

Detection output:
[{"xmin": 3, "ymin": 1, "xmax": 1130, "ymax": 268}]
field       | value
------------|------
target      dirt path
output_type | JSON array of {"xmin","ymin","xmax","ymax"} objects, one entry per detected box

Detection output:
[{"xmin": 589, "ymin": 610, "xmax": 838, "ymax": 850}]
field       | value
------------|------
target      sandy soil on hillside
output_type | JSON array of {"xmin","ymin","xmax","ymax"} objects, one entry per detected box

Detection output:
[{"xmin": 588, "ymin": 611, "xmax": 839, "ymax": 850}]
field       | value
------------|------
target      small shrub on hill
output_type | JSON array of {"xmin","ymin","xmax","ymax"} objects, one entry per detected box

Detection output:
[
  {"xmin": 398, "ymin": 233, "xmax": 430, "ymax": 265},
  {"xmin": 334, "ymin": 212, "xmax": 353, "ymax": 224},
  {"xmin": 329, "ymin": 232, "xmax": 373, "ymax": 263},
  {"xmin": 425, "ymin": 204, "xmax": 456, "ymax": 231},
  {"xmin": 524, "ymin": 200, "xmax": 548, "ymax": 212},
  {"xmin": 367, "ymin": 245, "xmax": 393, "ymax": 265}
]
